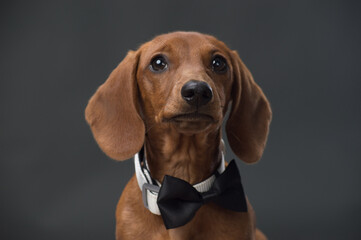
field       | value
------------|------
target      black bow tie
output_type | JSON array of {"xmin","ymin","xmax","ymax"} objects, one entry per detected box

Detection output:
[{"xmin": 157, "ymin": 160, "xmax": 247, "ymax": 229}]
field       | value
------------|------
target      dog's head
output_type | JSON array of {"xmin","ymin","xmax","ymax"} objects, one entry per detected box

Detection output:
[{"xmin": 85, "ymin": 32, "xmax": 272, "ymax": 163}]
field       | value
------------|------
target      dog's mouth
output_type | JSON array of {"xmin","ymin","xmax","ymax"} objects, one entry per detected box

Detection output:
[{"xmin": 164, "ymin": 112, "xmax": 214, "ymax": 122}]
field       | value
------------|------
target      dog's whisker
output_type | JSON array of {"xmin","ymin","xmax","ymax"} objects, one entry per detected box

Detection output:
[{"xmin": 145, "ymin": 123, "xmax": 156, "ymax": 134}]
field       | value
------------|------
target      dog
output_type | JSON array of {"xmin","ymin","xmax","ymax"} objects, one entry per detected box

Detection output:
[{"xmin": 85, "ymin": 31, "xmax": 272, "ymax": 240}]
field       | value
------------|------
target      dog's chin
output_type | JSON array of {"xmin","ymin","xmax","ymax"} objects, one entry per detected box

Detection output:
[{"xmin": 163, "ymin": 113, "xmax": 217, "ymax": 134}]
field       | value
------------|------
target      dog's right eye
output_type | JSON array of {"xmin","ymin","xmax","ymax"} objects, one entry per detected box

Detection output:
[{"xmin": 150, "ymin": 55, "xmax": 168, "ymax": 72}]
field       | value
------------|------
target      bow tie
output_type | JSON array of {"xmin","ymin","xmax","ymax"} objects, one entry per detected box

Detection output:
[{"xmin": 157, "ymin": 160, "xmax": 248, "ymax": 229}]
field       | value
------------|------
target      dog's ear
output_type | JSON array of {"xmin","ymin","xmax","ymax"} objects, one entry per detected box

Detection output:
[
  {"xmin": 85, "ymin": 50, "xmax": 145, "ymax": 161},
  {"xmin": 226, "ymin": 51, "xmax": 272, "ymax": 164}
]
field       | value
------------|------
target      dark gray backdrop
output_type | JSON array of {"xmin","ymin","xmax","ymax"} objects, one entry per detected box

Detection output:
[{"xmin": 1, "ymin": 1, "xmax": 360, "ymax": 239}]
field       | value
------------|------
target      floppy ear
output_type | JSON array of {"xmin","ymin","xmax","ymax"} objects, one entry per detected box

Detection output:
[
  {"xmin": 226, "ymin": 51, "xmax": 272, "ymax": 164},
  {"xmin": 85, "ymin": 51, "xmax": 145, "ymax": 161}
]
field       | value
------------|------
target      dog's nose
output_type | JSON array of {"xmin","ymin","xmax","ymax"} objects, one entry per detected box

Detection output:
[{"xmin": 181, "ymin": 80, "xmax": 213, "ymax": 107}]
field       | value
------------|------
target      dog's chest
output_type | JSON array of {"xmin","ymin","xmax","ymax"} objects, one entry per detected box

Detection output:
[
  {"xmin": 116, "ymin": 177, "xmax": 253, "ymax": 240},
  {"xmin": 166, "ymin": 204, "xmax": 253, "ymax": 240}
]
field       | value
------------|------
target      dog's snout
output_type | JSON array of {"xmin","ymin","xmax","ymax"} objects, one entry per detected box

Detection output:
[{"xmin": 181, "ymin": 80, "xmax": 213, "ymax": 107}]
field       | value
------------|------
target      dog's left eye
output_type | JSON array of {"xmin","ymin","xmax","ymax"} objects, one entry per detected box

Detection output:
[
  {"xmin": 150, "ymin": 55, "xmax": 168, "ymax": 72},
  {"xmin": 211, "ymin": 55, "xmax": 228, "ymax": 73}
]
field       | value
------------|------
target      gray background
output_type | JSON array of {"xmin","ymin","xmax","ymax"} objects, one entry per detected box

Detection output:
[{"xmin": 1, "ymin": 0, "xmax": 360, "ymax": 239}]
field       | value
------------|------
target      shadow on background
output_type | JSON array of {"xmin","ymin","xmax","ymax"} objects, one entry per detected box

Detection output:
[{"xmin": 1, "ymin": 1, "xmax": 360, "ymax": 239}]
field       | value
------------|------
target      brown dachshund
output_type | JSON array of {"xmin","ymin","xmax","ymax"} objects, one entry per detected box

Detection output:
[{"xmin": 85, "ymin": 32, "xmax": 272, "ymax": 240}]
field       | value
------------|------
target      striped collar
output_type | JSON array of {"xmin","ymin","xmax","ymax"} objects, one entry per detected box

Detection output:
[{"xmin": 134, "ymin": 147, "xmax": 226, "ymax": 215}]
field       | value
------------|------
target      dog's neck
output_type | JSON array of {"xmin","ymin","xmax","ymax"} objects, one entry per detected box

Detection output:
[{"xmin": 144, "ymin": 126, "xmax": 222, "ymax": 185}]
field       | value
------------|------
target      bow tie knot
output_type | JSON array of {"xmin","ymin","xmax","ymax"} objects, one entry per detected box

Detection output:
[
  {"xmin": 200, "ymin": 190, "xmax": 219, "ymax": 204},
  {"xmin": 157, "ymin": 160, "xmax": 247, "ymax": 229}
]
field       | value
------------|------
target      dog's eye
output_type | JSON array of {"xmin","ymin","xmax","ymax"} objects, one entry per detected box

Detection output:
[
  {"xmin": 211, "ymin": 55, "xmax": 227, "ymax": 73},
  {"xmin": 150, "ymin": 55, "xmax": 168, "ymax": 72}
]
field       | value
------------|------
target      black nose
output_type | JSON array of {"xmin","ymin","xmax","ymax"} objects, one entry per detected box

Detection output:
[{"xmin": 181, "ymin": 80, "xmax": 213, "ymax": 107}]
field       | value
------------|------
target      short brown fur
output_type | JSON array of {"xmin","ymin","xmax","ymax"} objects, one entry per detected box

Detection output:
[{"xmin": 85, "ymin": 32, "xmax": 272, "ymax": 240}]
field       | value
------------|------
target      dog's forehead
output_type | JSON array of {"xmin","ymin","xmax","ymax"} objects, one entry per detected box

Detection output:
[{"xmin": 139, "ymin": 32, "xmax": 230, "ymax": 58}]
